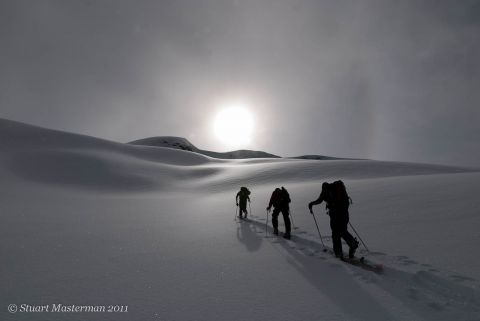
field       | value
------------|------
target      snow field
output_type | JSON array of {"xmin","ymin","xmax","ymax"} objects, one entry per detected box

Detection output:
[{"xmin": 1, "ymin": 118, "xmax": 480, "ymax": 321}]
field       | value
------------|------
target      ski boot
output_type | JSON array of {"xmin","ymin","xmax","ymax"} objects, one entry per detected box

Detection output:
[{"xmin": 349, "ymin": 238, "xmax": 359, "ymax": 259}]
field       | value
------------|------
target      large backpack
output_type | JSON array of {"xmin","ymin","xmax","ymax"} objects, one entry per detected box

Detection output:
[
  {"xmin": 281, "ymin": 187, "xmax": 291, "ymax": 205},
  {"xmin": 328, "ymin": 180, "xmax": 351, "ymax": 210},
  {"xmin": 241, "ymin": 187, "xmax": 251, "ymax": 196}
]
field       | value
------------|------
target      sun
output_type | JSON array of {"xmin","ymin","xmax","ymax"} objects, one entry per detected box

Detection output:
[{"xmin": 214, "ymin": 105, "xmax": 254, "ymax": 149}]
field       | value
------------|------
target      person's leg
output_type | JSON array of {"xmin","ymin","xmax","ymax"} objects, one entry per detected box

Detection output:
[
  {"xmin": 242, "ymin": 206, "xmax": 249, "ymax": 218},
  {"xmin": 340, "ymin": 220, "xmax": 355, "ymax": 246},
  {"xmin": 241, "ymin": 201, "xmax": 248, "ymax": 218},
  {"xmin": 330, "ymin": 217, "xmax": 343, "ymax": 257},
  {"xmin": 271, "ymin": 208, "xmax": 280, "ymax": 234},
  {"xmin": 339, "ymin": 216, "xmax": 359, "ymax": 258},
  {"xmin": 282, "ymin": 208, "xmax": 291, "ymax": 237}
]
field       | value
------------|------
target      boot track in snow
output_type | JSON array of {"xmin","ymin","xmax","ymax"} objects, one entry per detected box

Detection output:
[{"xmin": 240, "ymin": 216, "xmax": 384, "ymax": 274}]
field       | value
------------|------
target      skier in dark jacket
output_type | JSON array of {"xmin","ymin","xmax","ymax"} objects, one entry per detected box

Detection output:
[
  {"xmin": 236, "ymin": 187, "xmax": 251, "ymax": 219},
  {"xmin": 308, "ymin": 182, "xmax": 358, "ymax": 259},
  {"xmin": 267, "ymin": 186, "xmax": 291, "ymax": 239}
]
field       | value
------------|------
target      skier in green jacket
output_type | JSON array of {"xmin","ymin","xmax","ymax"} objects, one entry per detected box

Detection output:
[{"xmin": 236, "ymin": 187, "xmax": 251, "ymax": 219}]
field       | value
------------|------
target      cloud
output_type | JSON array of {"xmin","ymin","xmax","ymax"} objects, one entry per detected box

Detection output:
[{"xmin": 0, "ymin": 0, "xmax": 479, "ymax": 166}]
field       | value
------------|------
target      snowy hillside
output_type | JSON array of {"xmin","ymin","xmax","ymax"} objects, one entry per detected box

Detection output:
[
  {"xmin": 1, "ymin": 118, "xmax": 480, "ymax": 321},
  {"xmin": 293, "ymin": 155, "xmax": 364, "ymax": 161},
  {"xmin": 129, "ymin": 136, "xmax": 280, "ymax": 159},
  {"xmin": 129, "ymin": 136, "xmax": 358, "ymax": 161}
]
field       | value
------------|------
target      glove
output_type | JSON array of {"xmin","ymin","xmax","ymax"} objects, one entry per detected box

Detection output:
[
  {"xmin": 266, "ymin": 206, "xmax": 271, "ymax": 211},
  {"xmin": 308, "ymin": 203, "xmax": 313, "ymax": 214},
  {"xmin": 236, "ymin": 203, "xmax": 238, "ymax": 206}
]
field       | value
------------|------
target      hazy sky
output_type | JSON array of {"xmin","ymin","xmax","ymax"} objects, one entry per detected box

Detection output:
[{"xmin": 1, "ymin": 0, "xmax": 479, "ymax": 166}]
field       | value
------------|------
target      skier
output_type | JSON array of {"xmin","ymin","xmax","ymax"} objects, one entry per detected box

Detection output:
[
  {"xmin": 266, "ymin": 186, "xmax": 291, "ymax": 239},
  {"xmin": 308, "ymin": 181, "xmax": 359, "ymax": 259},
  {"xmin": 236, "ymin": 187, "xmax": 251, "ymax": 219}
]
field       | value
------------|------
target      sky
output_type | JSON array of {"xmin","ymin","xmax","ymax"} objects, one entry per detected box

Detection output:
[{"xmin": 1, "ymin": 0, "xmax": 479, "ymax": 167}]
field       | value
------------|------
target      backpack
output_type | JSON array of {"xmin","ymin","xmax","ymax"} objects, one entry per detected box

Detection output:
[
  {"xmin": 240, "ymin": 187, "xmax": 251, "ymax": 196},
  {"xmin": 281, "ymin": 187, "xmax": 291, "ymax": 204},
  {"xmin": 328, "ymin": 180, "xmax": 351, "ymax": 210}
]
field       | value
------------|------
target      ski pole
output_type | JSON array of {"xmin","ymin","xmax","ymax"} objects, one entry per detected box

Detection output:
[
  {"xmin": 248, "ymin": 202, "xmax": 252, "ymax": 218},
  {"xmin": 311, "ymin": 211, "xmax": 327, "ymax": 251},
  {"xmin": 234, "ymin": 205, "xmax": 238, "ymax": 221},
  {"xmin": 349, "ymin": 222, "xmax": 369, "ymax": 252},
  {"xmin": 289, "ymin": 209, "xmax": 296, "ymax": 229},
  {"xmin": 265, "ymin": 209, "xmax": 269, "ymax": 237}
]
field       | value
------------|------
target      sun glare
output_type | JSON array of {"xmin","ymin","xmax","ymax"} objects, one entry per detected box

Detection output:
[{"xmin": 214, "ymin": 105, "xmax": 254, "ymax": 149}]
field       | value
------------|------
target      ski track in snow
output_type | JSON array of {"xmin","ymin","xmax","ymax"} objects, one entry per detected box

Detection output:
[
  {"xmin": 238, "ymin": 215, "xmax": 480, "ymax": 321},
  {"xmin": 1, "ymin": 118, "xmax": 480, "ymax": 321}
]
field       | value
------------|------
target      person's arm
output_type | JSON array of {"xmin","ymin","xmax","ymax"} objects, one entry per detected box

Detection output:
[
  {"xmin": 266, "ymin": 193, "xmax": 274, "ymax": 211},
  {"xmin": 236, "ymin": 192, "xmax": 240, "ymax": 205},
  {"xmin": 308, "ymin": 192, "xmax": 324, "ymax": 213}
]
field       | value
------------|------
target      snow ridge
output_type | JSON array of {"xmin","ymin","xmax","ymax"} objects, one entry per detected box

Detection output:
[{"xmin": 129, "ymin": 136, "xmax": 280, "ymax": 159}]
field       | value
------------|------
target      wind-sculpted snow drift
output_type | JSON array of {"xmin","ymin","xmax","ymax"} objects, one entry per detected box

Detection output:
[
  {"xmin": 1, "ymin": 118, "xmax": 480, "ymax": 321},
  {"xmin": 0, "ymin": 119, "xmax": 472, "ymax": 193}
]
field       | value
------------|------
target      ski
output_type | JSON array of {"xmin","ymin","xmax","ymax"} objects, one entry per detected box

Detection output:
[
  {"xmin": 317, "ymin": 242, "xmax": 384, "ymax": 274},
  {"xmin": 340, "ymin": 256, "xmax": 384, "ymax": 274}
]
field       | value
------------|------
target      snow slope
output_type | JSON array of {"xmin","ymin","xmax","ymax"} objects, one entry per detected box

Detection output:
[
  {"xmin": 128, "ymin": 137, "xmax": 359, "ymax": 160},
  {"xmin": 129, "ymin": 136, "xmax": 280, "ymax": 159},
  {"xmin": 1, "ymin": 118, "xmax": 480, "ymax": 321}
]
